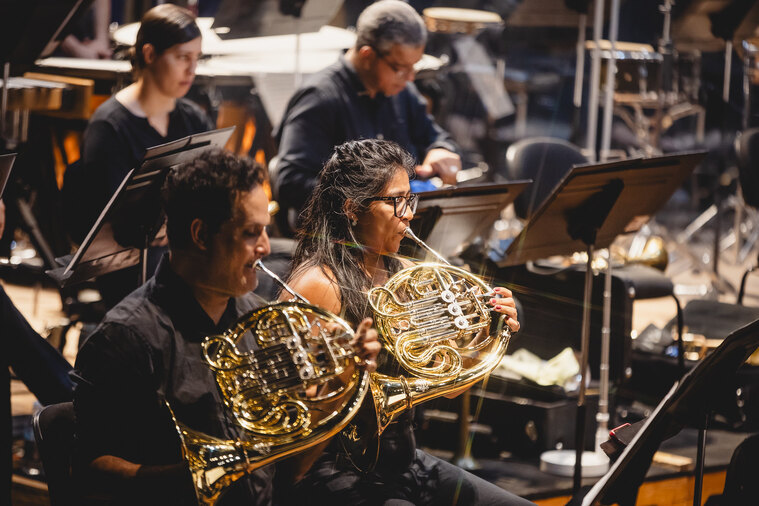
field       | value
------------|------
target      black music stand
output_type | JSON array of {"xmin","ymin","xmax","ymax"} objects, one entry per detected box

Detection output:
[
  {"xmin": 408, "ymin": 181, "xmax": 530, "ymax": 260},
  {"xmin": 581, "ymin": 317, "xmax": 759, "ymax": 506},
  {"xmin": 47, "ymin": 128, "xmax": 233, "ymax": 287},
  {"xmin": 499, "ymin": 151, "xmax": 706, "ymax": 497}
]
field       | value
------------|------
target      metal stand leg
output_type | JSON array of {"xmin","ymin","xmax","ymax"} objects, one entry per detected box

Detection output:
[
  {"xmin": 453, "ymin": 390, "xmax": 477, "ymax": 470},
  {"xmin": 693, "ymin": 413, "xmax": 709, "ymax": 506}
]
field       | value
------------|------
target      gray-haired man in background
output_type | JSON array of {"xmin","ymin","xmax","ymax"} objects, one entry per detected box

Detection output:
[{"xmin": 274, "ymin": 0, "xmax": 461, "ymax": 232}]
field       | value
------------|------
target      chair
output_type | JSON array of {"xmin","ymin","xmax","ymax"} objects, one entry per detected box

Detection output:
[
  {"xmin": 502, "ymin": 137, "xmax": 588, "ymax": 220},
  {"xmin": 736, "ymin": 128, "xmax": 759, "ymax": 304},
  {"xmin": 32, "ymin": 402, "xmax": 77, "ymax": 506}
]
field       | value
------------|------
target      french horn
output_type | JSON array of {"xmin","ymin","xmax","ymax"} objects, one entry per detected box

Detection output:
[
  {"xmin": 342, "ymin": 227, "xmax": 512, "ymax": 468},
  {"xmin": 170, "ymin": 260, "xmax": 370, "ymax": 505}
]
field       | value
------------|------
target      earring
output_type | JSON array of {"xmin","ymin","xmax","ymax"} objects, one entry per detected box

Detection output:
[{"xmin": 351, "ymin": 217, "xmax": 358, "ymax": 226}]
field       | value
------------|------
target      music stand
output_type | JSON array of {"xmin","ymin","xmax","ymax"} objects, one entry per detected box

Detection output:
[
  {"xmin": 0, "ymin": 153, "xmax": 16, "ymax": 198},
  {"xmin": 499, "ymin": 151, "xmax": 706, "ymax": 496},
  {"xmin": 47, "ymin": 128, "xmax": 233, "ymax": 287},
  {"xmin": 409, "ymin": 181, "xmax": 530, "ymax": 260},
  {"xmin": 581, "ymin": 317, "xmax": 759, "ymax": 506}
]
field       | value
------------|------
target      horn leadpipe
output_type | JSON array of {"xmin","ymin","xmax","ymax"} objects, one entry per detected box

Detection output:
[
  {"xmin": 403, "ymin": 227, "xmax": 450, "ymax": 265},
  {"xmin": 254, "ymin": 259, "xmax": 310, "ymax": 303}
]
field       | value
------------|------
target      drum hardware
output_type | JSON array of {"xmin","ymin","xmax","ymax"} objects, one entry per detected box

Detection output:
[
  {"xmin": 170, "ymin": 260, "xmax": 370, "ymax": 505},
  {"xmin": 422, "ymin": 7, "xmax": 502, "ymax": 36},
  {"xmin": 341, "ymin": 226, "xmax": 511, "ymax": 471}
]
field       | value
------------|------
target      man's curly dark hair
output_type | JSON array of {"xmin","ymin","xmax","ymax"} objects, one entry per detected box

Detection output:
[{"xmin": 162, "ymin": 147, "xmax": 264, "ymax": 250}]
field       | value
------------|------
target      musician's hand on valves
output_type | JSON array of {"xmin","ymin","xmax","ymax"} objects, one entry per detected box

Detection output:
[
  {"xmin": 488, "ymin": 287, "xmax": 520, "ymax": 333},
  {"xmin": 417, "ymin": 148, "xmax": 460, "ymax": 185},
  {"xmin": 352, "ymin": 317, "xmax": 381, "ymax": 372}
]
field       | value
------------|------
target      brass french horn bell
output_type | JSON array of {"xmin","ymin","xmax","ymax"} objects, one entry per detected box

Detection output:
[
  {"xmin": 342, "ymin": 227, "xmax": 511, "ymax": 468},
  {"xmin": 170, "ymin": 260, "xmax": 370, "ymax": 505},
  {"xmin": 624, "ymin": 235, "xmax": 668, "ymax": 272}
]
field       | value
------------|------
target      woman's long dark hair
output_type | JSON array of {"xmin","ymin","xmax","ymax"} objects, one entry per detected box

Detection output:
[{"xmin": 290, "ymin": 139, "xmax": 415, "ymax": 325}]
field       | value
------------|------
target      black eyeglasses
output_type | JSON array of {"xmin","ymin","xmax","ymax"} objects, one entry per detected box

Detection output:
[
  {"xmin": 370, "ymin": 46, "xmax": 416, "ymax": 79},
  {"xmin": 368, "ymin": 194, "xmax": 419, "ymax": 218}
]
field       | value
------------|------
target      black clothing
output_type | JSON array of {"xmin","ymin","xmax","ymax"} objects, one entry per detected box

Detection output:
[
  {"xmin": 285, "ymin": 256, "xmax": 533, "ymax": 506},
  {"xmin": 81, "ymin": 96, "xmax": 213, "ymax": 204},
  {"xmin": 274, "ymin": 56, "xmax": 458, "ymax": 216},
  {"xmin": 65, "ymin": 96, "xmax": 213, "ymax": 307},
  {"xmin": 288, "ymin": 449, "xmax": 535, "ymax": 506},
  {"xmin": 1, "ymin": 285, "xmax": 74, "ymax": 505},
  {"xmin": 72, "ymin": 255, "xmax": 273, "ymax": 505}
]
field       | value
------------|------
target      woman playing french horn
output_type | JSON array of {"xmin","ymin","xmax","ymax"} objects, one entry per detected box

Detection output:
[{"xmin": 282, "ymin": 139, "xmax": 532, "ymax": 505}]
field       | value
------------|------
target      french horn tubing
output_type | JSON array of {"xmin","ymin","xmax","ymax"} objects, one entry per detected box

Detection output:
[
  {"xmin": 169, "ymin": 260, "xmax": 370, "ymax": 505},
  {"xmin": 343, "ymin": 227, "xmax": 511, "ymax": 467}
]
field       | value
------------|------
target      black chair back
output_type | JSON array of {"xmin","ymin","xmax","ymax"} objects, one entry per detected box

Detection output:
[
  {"xmin": 32, "ymin": 402, "xmax": 76, "ymax": 506},
  {"xmin": 503, "ymin": 137, "xmax": 588, "ymax": 219},
  {"xmin": 736, "ymin": 128, "xmax": 759, "ymax": 209}
]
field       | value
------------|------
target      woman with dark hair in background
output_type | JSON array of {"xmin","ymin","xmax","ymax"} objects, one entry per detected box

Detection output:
[
  {"xmin": 284, "ymin": 139, "xmax": 532, "ymax": 505},
  {"xmin": 67, "ymin": 3, "xmax": 213, "ymax": 307}
]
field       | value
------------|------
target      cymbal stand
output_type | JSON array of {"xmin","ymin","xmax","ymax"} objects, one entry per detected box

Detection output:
[
  {"xmin": 734, "ymin": 42, "xmax": 757, "ymax": 261},
  {"xmin": 584, "ymin": 0, "xmax": 605, "ymax": 162},
  {"xmin": 594, "ymin": 249, "xmax": 613, "ymax": 466},
  {"xmin": 1, "ymin": 62, "xmax": 8, "ymax": 145},
  {"xmin": 294, "ymin": 17, "xmax": 303, "ymax": 89},
  {"xmin": 651, "ymin": 0, "xmax": 674, "ymax": 150},
  {"xmin": 599, "ymin": 0, "xmax": 621, "ymax": 162},
  {"xmin": 708, "ymin": 38, "xmax": 739, "ymax": 278},
  {"xmin": 571, "ymin": 10, "xmax": 587, "ymax": 140}
]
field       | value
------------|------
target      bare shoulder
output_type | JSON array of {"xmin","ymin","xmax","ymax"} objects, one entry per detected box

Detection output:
[
  {"xmin": 399, "ymin": 258, "xmax": 415, "ymax": 269},
  {"xmin": 286, "ymin": 265, "xmax": 342, "ymax": 314}
]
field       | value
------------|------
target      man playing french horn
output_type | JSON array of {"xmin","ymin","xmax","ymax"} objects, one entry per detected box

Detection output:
[{"xmin": 71, "ymin": 148, "xmax": 380, "ymax": 505}]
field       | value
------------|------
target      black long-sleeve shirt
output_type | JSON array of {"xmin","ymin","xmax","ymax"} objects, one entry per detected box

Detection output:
[
  {"xmin": 72, "ymin": 255, "xmax": 273, "ymax": 505},
  {"xmin": 274, "ymin": 56, "xmax": 458, "ymax": 216}
]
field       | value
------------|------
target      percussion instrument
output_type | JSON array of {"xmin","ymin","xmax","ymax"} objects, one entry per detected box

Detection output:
[
  {"xmin": 1, "ymin": 75, "xmax": 82, "ymax": 145},
  {"xmin": 2, "ymin": 76, "xmax": 68, "ymax": 112},
  {"xmin": 423, "ymin": 7, "xmax": 502, "ymax": 35},
  {"xmin": 674, "ymin": 50, "xmax": 702, "ymax": 103},
  {"xmin": 35, "ymin": 57, "xmax": 256, "ymax": 89},
  {"xmin": 586, "ymin": 40, "xmax": 662, "ymax": 102},
  {"xmin": 112, "ymin": 18, "xmax": 356, "ymax": 57}
]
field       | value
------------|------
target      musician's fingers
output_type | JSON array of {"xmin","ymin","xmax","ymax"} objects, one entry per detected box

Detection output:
[
  {"xmin": 350, "ymin": 318, "xmax": 373, "ymax": 344},
  {"xmin": 360, "ymin": 330, "xmax": 381, "ymax": 361},
  {"xmin": 489, "ymin": 297, "xmax": 517, "ymax": 316},
  {"xmin": 492, "ymin": 286, "xmax": 513, "ymax": 298},
  {"xmin": 507, "ymin": 318, "xmax": 521, "ymax": 333},
  {"xmin": 324, "ymin": 321, "xmax": 341, "ymax": 334},
  {"xmin": 415, "ymin": 164, "xmax": 435, "ymax": 179},
  {"xmin": 362, "ymin": 358, "xmax": 377, "ymax": 373}
]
